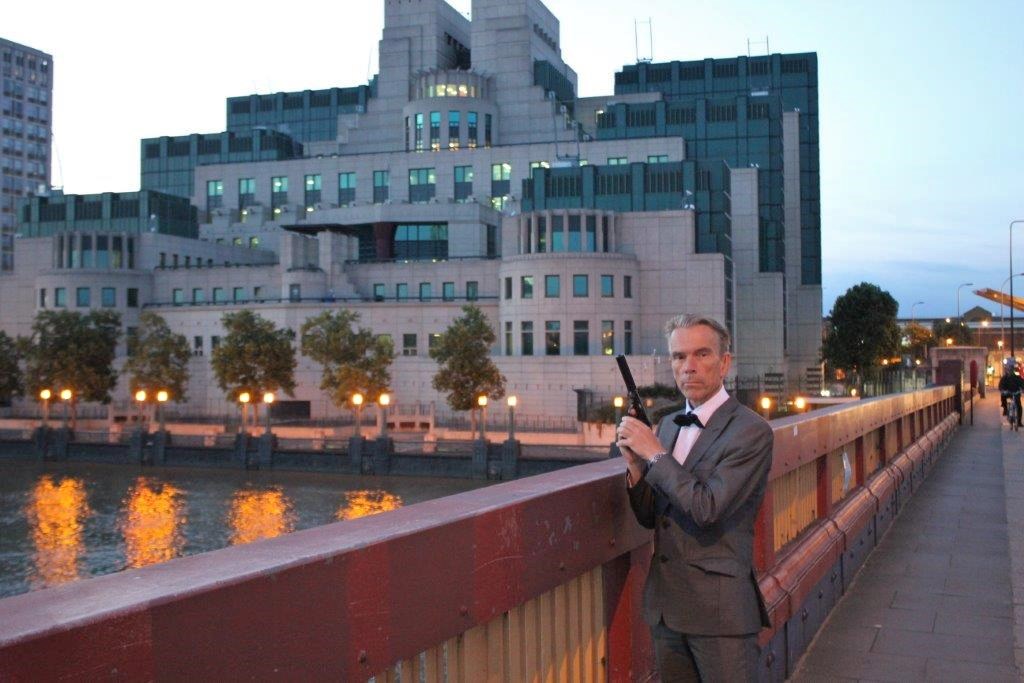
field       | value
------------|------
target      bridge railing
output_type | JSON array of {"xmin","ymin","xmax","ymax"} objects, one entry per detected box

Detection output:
[{"xmin": 0, "ymin": 387, "xmax": 958, "ymax": 681}]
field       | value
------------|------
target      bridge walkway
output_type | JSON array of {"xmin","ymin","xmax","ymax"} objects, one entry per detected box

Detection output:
[{"xmin": 792, "ymin": 397, "xmax": 1024, "ymax": 681}]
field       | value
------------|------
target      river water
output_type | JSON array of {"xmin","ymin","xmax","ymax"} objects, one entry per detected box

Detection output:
[{"xmin": 0, "ymin": 459, "xmax": 486, "ymax": 599}]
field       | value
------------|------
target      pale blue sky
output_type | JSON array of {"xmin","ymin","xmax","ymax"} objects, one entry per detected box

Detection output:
[{"xmin": 4, "ymin": 0, "xmax": 1022, "ymax": 318}]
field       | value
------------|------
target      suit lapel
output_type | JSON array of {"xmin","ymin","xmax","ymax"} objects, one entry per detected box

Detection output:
[
  {"xmin": 658, "ymin": 410, "xmax": 683, "ymax": 453},
  {"xmin": 684, "ymin": 397, "xmax": 739, "ymax": 472}
]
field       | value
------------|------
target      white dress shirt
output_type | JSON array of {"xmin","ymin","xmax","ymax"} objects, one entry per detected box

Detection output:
[{"xmin": 670, "ymin": 385, "xmax": 730, "ymax": 467}]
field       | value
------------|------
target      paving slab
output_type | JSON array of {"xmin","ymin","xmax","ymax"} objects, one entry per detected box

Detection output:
[{"xmin": 790, "ymin": 398, "xmax": 1022, "ymax": 681}]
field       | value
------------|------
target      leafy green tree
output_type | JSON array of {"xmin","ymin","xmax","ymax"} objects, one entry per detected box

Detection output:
[
  {"xmin": 823, "ymin": 283, "xmax": 900, "ymax": 388},
  {"xmin": 902, "ymin": 322, "xmax": 934, "ymax": 361},
  {"xmin": 210, "ymin": 310, "xmax": 297, "ymax": 402},
  {"xmin": 932, "ymin": 318, "xmax": 973, "ymax": 346},
  {"xmin": 123, "ymin": 311, "xmax": 191, "ymax": 406},
  {"xmin": 0, "ymin": 330, "xmax": 23, "ymax": 403},
  {"xmin": 22, "ymin": 310, "xmax": 121, "ymax": 424},
  {"xmin": 300, "ymin": 310, "xmax": 395, "ymax": 409},
  {"xmin": 430, "ymin": 305, "xmax": 506, "ymax": 426}
]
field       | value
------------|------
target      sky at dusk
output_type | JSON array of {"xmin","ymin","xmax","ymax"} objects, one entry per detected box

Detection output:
[{"xmin": 4, "ymin": 0, "xmax": 1022, "ymax": 319}]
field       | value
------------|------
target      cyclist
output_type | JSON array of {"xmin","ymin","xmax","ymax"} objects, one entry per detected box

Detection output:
[{"xmin": 999, "ymin": 359, "xmax": 1024, "ymax": 428}]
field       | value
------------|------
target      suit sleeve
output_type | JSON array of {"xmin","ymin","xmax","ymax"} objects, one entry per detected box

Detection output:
[
  {"xmin": 643, "ymin": 418, "xmax": 773, "ymax": 528},
  {"xmin": 626, "ymin": 466, "xmax": 656, "ymax": 529}
]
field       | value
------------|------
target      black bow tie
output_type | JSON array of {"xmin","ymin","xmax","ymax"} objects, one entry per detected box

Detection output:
[{"xmin": 674, "ymin": 412, "xmax": 704, "ymax": 429}]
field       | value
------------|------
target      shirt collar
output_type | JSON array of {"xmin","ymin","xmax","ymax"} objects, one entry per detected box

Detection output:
[{"xmin": 686, "ymin": 386, "xmax": 730, "ymax": 425}]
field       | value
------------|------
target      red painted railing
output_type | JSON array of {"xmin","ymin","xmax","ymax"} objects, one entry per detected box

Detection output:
[{"xmin": 0, "ymin": 387, "xmax": 957, "ymax": 681}]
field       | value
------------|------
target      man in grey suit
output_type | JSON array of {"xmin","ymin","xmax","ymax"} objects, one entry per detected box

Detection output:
[{"xmin": 616, "ymin": 314, "xmax": 773, "ymax": 682}]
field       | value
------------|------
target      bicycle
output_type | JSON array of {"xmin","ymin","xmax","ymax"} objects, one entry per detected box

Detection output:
[{"xmin": 1003, "ymin": 390, "xmax": 1021, "ymax": 431}]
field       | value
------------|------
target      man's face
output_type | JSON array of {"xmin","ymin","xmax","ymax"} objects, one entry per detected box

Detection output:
[{"xmin": 669, "ymin": 324, "xmax": 732, "ymax": 406}]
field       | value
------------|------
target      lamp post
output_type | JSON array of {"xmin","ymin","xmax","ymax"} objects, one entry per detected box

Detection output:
[
  {"xmin": 238, "ymin": 391, "xmax": 251, "ymax": 434},
  {"xmin": 59, "ymin": 388, "xmax": 72, "ymax": 431},
  {"xmin": 507, "ymin": 395, "xmax": 517, "ymax": 441},
  {"xmin": 910, "ymin": 301, "xmax": 924, "ymax": 324},
  {"xmin": 613, "ymin": 395, "xmax": 624, "ymax": 426},
  {"xmin": 1009, "ymin": 220, "xmax": 1024, "ymax": 356},
  {"xmin": 39, "ymin": 389, "xmax": 51, "ymax": 429},
  {"xmin": 262, "ymin": 392, "xmax": 275, "ymax": 435},
  {"xmin": 477, "ymin": 395, "xmax": 488, "ymax": 441},
  {"xmin": 156, "ymin": 390, "xmax": 168, "ymax": 433},
  {"xmin": 979, "ymin": 319, "xmax": 989, "ymax": 347},
  {"xmin": 794, "ymin": 396, "xmax": 807, "ymax": 412},
  {"xmin": 134, "ymin": 389, "xmax": 147, "ymax": 428},
  {"xmin": 999, "ymin": 273, "xmax": 1024, "ymax": 352},
  {"xmin": 352, "ymin": 393, "xmax": 364, "ymax": 438},
  {"xmin": 379, "ymin": 392, "xmax": 391, "ymax": 439},
  {"xmin": 759, "ymin": 396, "xmax": 771, "ymax": 420},
  {"xmin": 956, "ymin": 282, "xmax": 974, "ymax": 321}
]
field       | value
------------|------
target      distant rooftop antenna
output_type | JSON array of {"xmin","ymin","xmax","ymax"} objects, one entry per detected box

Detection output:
[
  {"xmin": 635, "ymin": 18, "xmax": 653, "ymax": 63},
  {"xmin": 747, "ymin": 36, "xmax": 771, "ymax": 97}
]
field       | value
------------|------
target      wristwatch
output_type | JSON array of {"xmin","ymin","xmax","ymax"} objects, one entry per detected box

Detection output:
[{"xmin": 648, "ymin": 451, "xmax": 667, "ymax": 466}]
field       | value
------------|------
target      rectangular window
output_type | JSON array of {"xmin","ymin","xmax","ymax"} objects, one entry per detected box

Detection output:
[
  {"xmin": 373, "ymin": 170, "xmax": 390, "ymax": 203},
  {"xmin": 504, "ymin": 277, "xmax": 512, "ymax": 299},
  {"xmin": 602, "ymin": 320, "xmax": 615, "ymax": 355},
  {"xmin": 429, "ymin": 333, "xmax": 441, "ymax": 351},
  {"xmin": 76, "ymin": 287, "xmax": 90, "ymax": 307},
  {"xmin": 233, "ymin": 286, "xmax": 245, "ymax": 302},
  {"xmin": 546, "ymin": 274, "xmax": 561, "ymax": 298},
  {"xmin": 574, "ymin": 320, "xmax": 589, "ymax": 355},
  {"xmin": 572, "ymin": 274, "xmax": 588, "ymax": 297},
  {"xmin": 521, "ymin": 275, "xmax": 534, "ymax": 299},
  {"xmin": 55, "ymin": 287, "xmax": 66, "ymax": 307},
  {"xmin": 537, "ymin": 217, "xmax": 547, "ymax": 253},
  {"xmin": 408, "ymin": 167, "xmax": 437, "ymax": 203},
  {"xmin": 206, "ymin": 179, "xmax": 224, "ymax": 210},
  {"xmin": 442, "ymin": 281, "xmax": 455, "ymax": 301},
  {"xmin": 403, "ymin": 333, "xmax": 418, "ymax": 356},
  {"xmin": 454, "ymin": 165, "xmax": 473, "ymax": 202},
  {"xmin": 485, "ymin": 113, "xmax": 492, "ymax": 147},
  {"xmin": 373, "ymin": 283, "xmax": 385, "ymax": 301},
  {"xmin": 551, "ymin": 215, "xmax": 564, "ymax": 252},
  {"xmin": 624, "ymin": 275, "xmax": 633, "ymax": 298},
  {"xmin": 448, "ymin": 111, "xmax": 460, "ymax": 149},
  {"xmin": 101, "ymin": 287, "xmax": 116, "ymax": 307},
  {"xmin": 647, "ymin": 155, "xmax": 669, "ymax": 163},
  {"xmin": 253, "ymin": 286, "xmax": 263, "ymax": 301},
  {"xmin": 338, "ymin": 172, "xmax": 356, "ymax": 206},
  {"xmin": 505, "ymin": 321, "xmax": 513, "ymax": 356},
  {"xmin": 625, "ymin": 320, "xmax": 633, "ymax": 355},
  {"xmin": 271, "ymin": 176, "xmax": 289, "ymax": 212},
  {"xmin": 304, "ymin": 173, "xmax": 322, "ymax": 210},
  {"xmin": 211, "ymin": 335, "xmax": 221, "ymax": 350},
  {"xmin": 491, "ymin": 162, "xmax": 512, "ymax": 181},
  {"xmin": 39, "ymin": 288, "xmax": 46, "ymax": 308},
  {"xmin": 419, "ymin": 282, "xmax": 432, "ymax": 301},
  {"xmin": 289, "ymin": 283, "xmax": 301, "ymax": 302},
  {"xmin": 545, "ymin": 321, "xmax": 560, "ymax": 356},
  {"xmin": 429, "ymin": 111, "xmax": 441, "ymax": 151},
  {"xmin": 414, "ymin": 113, "xmax": 424, "ymax": 151},
  {"xmin": 193, "ymin": 336, "xmax": 203, "ymax": 356},
  {"xmin": 607, "ymin": 157, "xmax": 627, "ymax": 165},
  {"xmin": 249, "ymin": 236, "xmax": 260, "ymax": 248},
  {"xmin": 172, "ymin": 288, "xmax": 184, "ymax": 305},
  {"xmin": 601, "ymin": 275, "xmax": 614, "ymax": 297},
  {"xmin": 127, "ymin": 288, "xmax": 138, "ymax": 307},
  {"xmin": 192, "ymin": 288, "xmax": 205, "ymax": 303},
  {"xmin": 213, "ymin": 287, "xmax": 226, "ymax": 303},
  {"xmin": 467, "ymin": 111, "xmax": 478, "ymax": 148},
  {"xmin": 396, "ymin": 283, "xmax": 408, "ymax": 300},
  {"xmin": 585, "ymin": 215, "xmax": 597, "ymax": 252},
  {"xmin": 239, "ymin": 178, "xmax": 255, "ymax": 209},
  {"xmin": 521, "ymin": 321, "xmax": 534, "ymax": 356}
]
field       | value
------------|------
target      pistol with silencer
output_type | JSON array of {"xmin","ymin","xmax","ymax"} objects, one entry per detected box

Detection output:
[{"xmin": 615, "ymin": 354, "xmax": 652, "ymax": 427}]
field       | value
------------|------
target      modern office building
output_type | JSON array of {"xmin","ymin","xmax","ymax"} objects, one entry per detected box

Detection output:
[
  {"xmin": 1, "ymin": 38, "xmax": 52, "ymax": 271},
  {"xmin": 1, "ymin": 0, "xmax": 822, "ymax": 422}
]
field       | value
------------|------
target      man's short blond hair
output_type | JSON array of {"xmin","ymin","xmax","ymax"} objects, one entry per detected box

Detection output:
[{"xmin": 664, "ymin": 314, "xmax": 731, "ymax": 355}]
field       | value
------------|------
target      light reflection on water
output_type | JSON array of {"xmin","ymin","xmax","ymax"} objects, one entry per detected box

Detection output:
[{"xmin": 0, "ymin": 460, "xmax": 484, "ymax": 599}]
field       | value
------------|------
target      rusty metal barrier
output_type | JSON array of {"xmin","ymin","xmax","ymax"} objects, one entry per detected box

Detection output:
[{"xmin": 0, "ymin": 387, "xmax": 957, "ymax": 681}]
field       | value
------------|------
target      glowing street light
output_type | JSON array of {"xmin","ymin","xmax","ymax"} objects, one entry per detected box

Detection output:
[
  {"xmin": 379, "ymin": 392, "xmax": 391, "ymax": 439},
  {"xmin": 477, "ymin": 395, "xmax": 488, "ymax": 441},
  {"xmin": 613, "ymin": 395, "xmax": 624, "ymax": 426},
  {"xmin": 39, "ymin": 389, "xmax": 51, "ymax": 428},
  {"xmin": 352, "ymin": 393, "xmax": 364, "ymax": 438},
  {"xmin": 262, "ymin": 392, "xmax": 275, "ymax": 435},
  {"xmin": 156, "ymin": 390, "xmax": 169, "ymax": 433},
  {"xmin": 238, "ymin": 391, "xmax": 251, "ymax": 434},
  {"xmin": 794, "ymin": 396, "xmax": 807, "ymax": 412},
  {"xmin": 507, "ymin": 395, "xmax": 517, "ymax": 441},
  {"xmin": 60, "ymin": 388, "xmax": 72, "ymax": 431},
  {"xmin": 759, "ymin": 396, "xmax": 771, "ymax": 420}
]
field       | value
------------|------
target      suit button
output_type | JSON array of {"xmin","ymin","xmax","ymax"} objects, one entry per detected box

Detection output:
[
  {"xmin": 660, "ymin": 554, "xmax": 669, "ymax": 563},
  {"xmin": 661, "ymin": 519, "xmax": 670, "ymax": 529}
]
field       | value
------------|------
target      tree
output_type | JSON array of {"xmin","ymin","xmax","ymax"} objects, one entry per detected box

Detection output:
[
  {"xmin": 430, "ymin": 305, "xmax": 506, "ymax": 426},
  {"xmin": 823, "ymin": 283, "xmax": 900, "ymax": 386},
  {"xmin": 902, "ymin": 322, "xmax": 934, "ymax": 361},
  {"xmin": 0, "ymin": 330, "xmax": 23, "ymax": 403},
  {"xmin": 211, "ymin": 310, "xmax": 297, "ymax": 404},
  {"xmin": 932, "ymin": 318, "xmax": 973, "ymax": 347},
  {"xmin": 22, "ymin": 310, "xmax": 121, "ymax": 424},
  {"xmin": 300, "ymin": 310, "xmax": 395, "ymax": 408},
  {"xmin": 123, "ymin": 311, "xmax": 191, "ymax": 406}
]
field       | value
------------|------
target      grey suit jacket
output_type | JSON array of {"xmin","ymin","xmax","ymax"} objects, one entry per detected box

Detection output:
[{"xmin": 627, "ymin": 396, "xmax": 773, "ymax": 636}]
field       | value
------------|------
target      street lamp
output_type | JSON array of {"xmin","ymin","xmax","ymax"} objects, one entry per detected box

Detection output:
[
  {"xmin": 156, "ymin": 390, "xmax": 169, "ymax": 433},
  {"xmin": 39, "ymin": 389, "xmax": 51, "ymax": 428},
  {"xmin": 794, "ymin": 396, "xmax": 807, "ymax": 412},
  {"xmin": 238, "ymin": 391, "xmax": 251, "ymax": 433},
  {"xmin": 477, "ymin": 395, "xmax": 488, "ymax": 441},
  {"xmin": 59, "ymin": 388, "xmax": 72, "ymax": 431},
  {"xmin": 909, "ymin": 301, "xmax": 924, "ymax": 324},
  {"xmin": 1009, "ymin": 220, "xmax": 1024, "ymax": 356},
  {"xmin": 613, "ymin": 395, "xmax": 624, "ymax": 425},
  {"xmin": 262, "ymin": 392, "xmax": 274, "ymax": 435},
  {"xmin": 351, "ymin": 393, "xmax": 364, "ymax": 437},
  {"xmin": 759, "ymin": 396, "xmax": 771, "ymax": 420},
  {"xmin": 379, "ymin": 392, "xmax": 391, "ymax": 439},
  {"xmin": 507, "ymin": 395, "xmax": 517, "ymax": 441},
  {"xmin": 134, "ymin": 389, "xmax": 147, "ymax": 427},
  {"xmin": 956, "ymin": 282, "xmax": 974, "ymax": 320},
  {"xmin": 999, "ymin": 273, "xmax": 1024, "ymax": 351}
]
